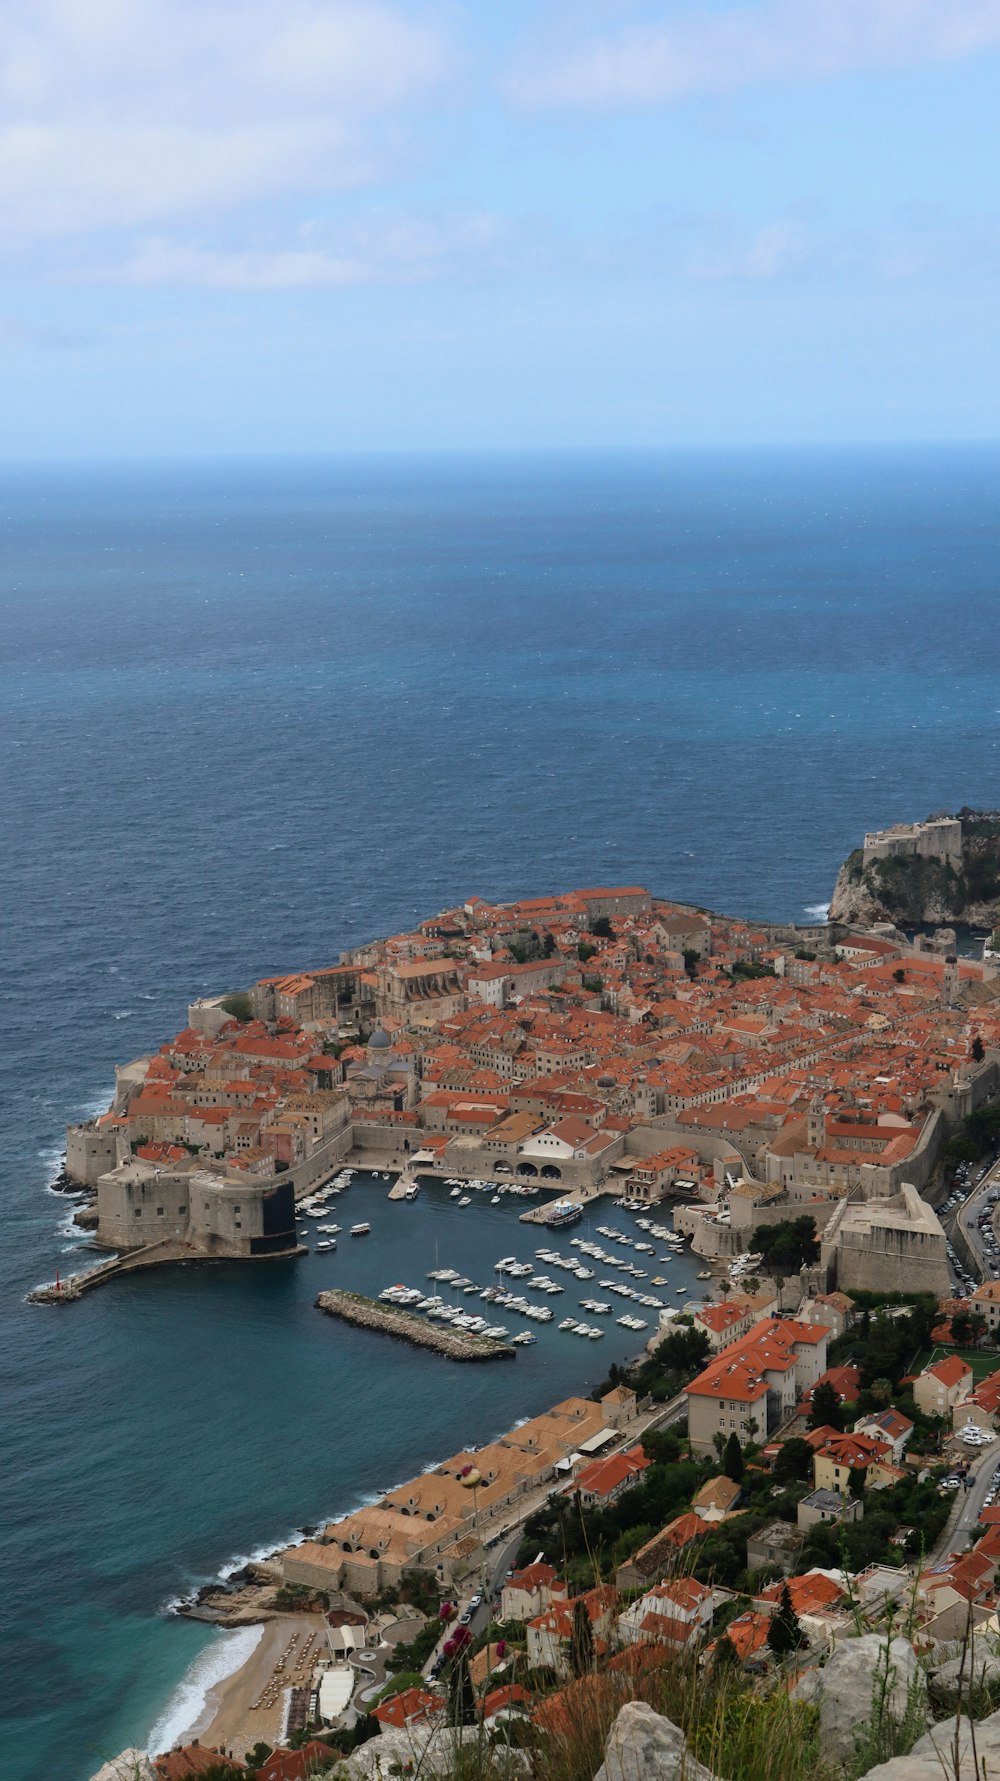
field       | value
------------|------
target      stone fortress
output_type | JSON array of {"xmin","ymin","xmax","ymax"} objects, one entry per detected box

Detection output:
[
  {"xmin": 862, "ymin": 817, "xmax": 963, "ymax": 869},
  {"xmin": 819, "ymin": 1181, "xmax": 950, "ymax": 1299}
]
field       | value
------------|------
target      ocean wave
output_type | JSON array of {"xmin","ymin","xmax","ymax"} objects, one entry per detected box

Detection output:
[
  {"xmin": 146, "ymin": 1624, "xmax": 263, "ymax": 1755},
  {"xmin": 113, "ymin": 1010, "xmax": 134, "ymax": 1020},
  {"xmin": 803, "ymin": 902, "xmax": 830, "ymax": 921}
]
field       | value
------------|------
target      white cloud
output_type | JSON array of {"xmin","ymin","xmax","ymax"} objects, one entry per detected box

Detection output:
[
  {"xmin": 0, "ymin": 0, "xmax": 454, "ymax": 237},
  {"xmin": 508, "ymin": 0, "xmax": 1000, "ymax": 110},
  {"xmin": 113, "ymin": 211, "xmax": 512, "ymax": 288},
  {"xmin": 687, "ymin": 216, "xmax": 812, "ymax": 281}
]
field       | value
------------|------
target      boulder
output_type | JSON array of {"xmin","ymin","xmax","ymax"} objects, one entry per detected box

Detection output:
[
  {"xmin": 340, "ymin": 1724, "xmax": 529, "ymax": 1778},
  {"xmin": 593, "ymin": 1701, "xmax": 719, "ymax": 1781},
  {"xmin": 931, "ymin": 1648, "xmax": 1000, "ymax": 1695},
  {"xmin": 859, "ymin": 1705, "xmax": 1000, "ymax": 1779},
  {"xmin": 790, "ymin": 1635, "xmax": 926, "ymax": 1765},
  {"xmin": 89, "ymin": 1753, "xmax": 156, "ymax": 1781}
]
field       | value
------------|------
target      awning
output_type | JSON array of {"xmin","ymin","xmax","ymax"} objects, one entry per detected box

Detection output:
[
  {"xmin": 318, "ymin": 1667, "xmax": 355, "ymax": 1720},
  {"xmin": 577, "ymin": 1427, "xmax": 616, "ymax": 1455}
]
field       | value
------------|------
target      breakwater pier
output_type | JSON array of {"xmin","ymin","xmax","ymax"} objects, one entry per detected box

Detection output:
[{"xmin": 315, "ymin": 1289, "xmax": 516, "ymax": 1360}]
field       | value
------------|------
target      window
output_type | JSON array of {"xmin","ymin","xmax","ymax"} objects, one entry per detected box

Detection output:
[
  {"xmin": 133, "ymin": 1207, "xmax": 142, "ymax": 1217},
  {"xmin": 156, "ymin": 1207, "xmax": 164, "ymax": 1216}
]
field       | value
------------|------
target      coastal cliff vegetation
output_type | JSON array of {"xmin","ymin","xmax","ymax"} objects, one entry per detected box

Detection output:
[{"xmin": 830, "ymin": 809, "xmax": 1000, "ymax": 926}]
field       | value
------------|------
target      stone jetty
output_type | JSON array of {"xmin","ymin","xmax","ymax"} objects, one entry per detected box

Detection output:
[{"xmin": 315, "ymin": 1289, "xmax": 516, "ymax": 1360}]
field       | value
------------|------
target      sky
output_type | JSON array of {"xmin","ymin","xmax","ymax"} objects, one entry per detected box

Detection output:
[{"xmin": 2, "ymin": 0, "xmax": 1000, "ymax": 455}]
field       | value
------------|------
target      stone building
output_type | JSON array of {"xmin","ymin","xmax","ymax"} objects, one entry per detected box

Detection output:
[
  {"xmin": 65, "ymin": 1121, "xmax": 122, "ymax": 1186},
  {"xmin": 862, "ymin": 817, "xmax": 963, "ymax": 868},
  {"xmin": 94, "ymin": 1159, "xmax": 297, "ymax": 1258},
  {"xmin": 819, "ymin": 1182, "xmax": 949, "ymax": 1298}
]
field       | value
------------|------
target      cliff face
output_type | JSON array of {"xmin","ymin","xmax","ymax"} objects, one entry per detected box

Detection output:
[{"xmin": 829, "ymin": 811, "xmax": 1000, "ymax": 927}]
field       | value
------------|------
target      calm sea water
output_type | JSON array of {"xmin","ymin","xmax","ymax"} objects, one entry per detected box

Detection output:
[{"xmin": 2, "ymin": 448, "xmax": 1000, "ymax": 1780}]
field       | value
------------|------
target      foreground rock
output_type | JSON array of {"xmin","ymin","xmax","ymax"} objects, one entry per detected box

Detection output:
[
  {"xmin": 930, "ymin": 1647, "xmax": 1000, "ymax": 1696},
  {"xmin": 861, "ymin": 1705, "xmax": 1000, "ymax": 1778},
  {"xmin": 790, "ymin": 1635, "xmax": 926, "ymax": 1765},
  {"xmin": 593, "ymin": 1702, "xmax": 718, "ymax": 1781},
  {"xmin": 89, "ymin": 1753, "xmax": 155, "ymax": 1781},
  {"xmin": 338, "ymin": 1725, "xmax": 528, "ymax": 1778}
]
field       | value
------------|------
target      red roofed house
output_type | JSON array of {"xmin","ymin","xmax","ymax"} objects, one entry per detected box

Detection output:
[
  {"xmin": 500, "ymin": 1562, "xmax": 567, "ymax": 1623},
  {"xmin": 755, "ymin": 1569, "xmax": 845, "ymax": 1623},
  {"xmin": 526, "ymin": 1585, "xmax": 619, "ymax": 1677},
  {"xmin": 372, "ymin": 1686, "xmax": 445, "ymax": 1731},
  {"xmin": 853, "ymin": 1408, "xmax": 914, "ymax": 1463},
  {"xmin": 155, "ymin": 1749, "xmax": 245, "ymax": 1779},
  {"xmin": 617, "ymin": 1577, "xmax": 716, "ymax": 1648},
  {"xmin": 684, "ymin": 1317, "xmax": 831, "ymax": 1455},
  {"xmin": 570, "ymin": 1446, "xmax": 650, "ymax": 1507},
  {"xmin": 714, "ymin": 1609, "xmax": 771, "ymax": 1665},
  {"xmin": 799, "ymin": 1365, "xmax": 861, "ymax": 1415},
  {"xmin": 257, "ymin": 1744, "xmax": 339, "ymax": 1781},
  {"xmin": 481, "ymin": 1683, "xmax": 534, "ymax": 1724},
  {"xmin": 810, "ymin": 1428, "xmax": 896, "ymax": 1494},
  {"xmin": 953, "ymin": 1369, "xmax": 1000, "ymax": 1436},
  {"xmin": 913, "ymin": 1356, "xmax": 973, "ymax": 1419},
  {"xmin": 919, "ymin": 1551, "xmax": 997, "ymax": 1639},
  {"xmin": 694, "ymin": 1300, "xmax": 757, "ymax": 1352}
]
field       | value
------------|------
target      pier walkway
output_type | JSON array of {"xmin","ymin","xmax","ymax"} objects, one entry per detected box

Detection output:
[{"xmin": 316, "ymin": 1289, "xmax": 515, "ymax": 1361}]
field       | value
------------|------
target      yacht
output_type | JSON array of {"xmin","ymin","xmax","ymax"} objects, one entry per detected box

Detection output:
[
  {"xmin": 450, "ymin": 1186, "xmax": 462, "ymax": 1199},
  {"xmin": 511, "ymin": 1331, "xmax": 536, "ymax": 1345},
  {"xmin": 458, "ymin": 1196, "xmax": 471, "ymax": 1206},
  {"xmin": 350, "ymin": 1223, "xmax": 371, "ymax": 1236},
  {"xmin": 697, "ymin": 1269, "xmax": 712, "ymax": 1280},
  {"xmin": 316, "ymin": 1239, "xmax": 336, "ymax": 1251}
]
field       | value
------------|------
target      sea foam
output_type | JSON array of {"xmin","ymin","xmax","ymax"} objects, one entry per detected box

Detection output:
[
  {"xmin": 146, "ymin": 1624, "xmax": 263, "ymax": 1755},
  {"xmin": 803, "ymin": 902, "xmax": 830, "ymax": 921}
]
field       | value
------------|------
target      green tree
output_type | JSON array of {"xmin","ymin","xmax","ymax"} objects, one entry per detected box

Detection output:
[
  {"xmin": 849, "ymin": 1466, "xmax": 867, "ymax": 1502},
  {"xmin": 578, "ymin": 940, "xmax": 597, "ymax": 963},
  {"xmin": 773, "ymin": 1437, "xmax": 815, "ymax": 1484},
  {"xmin": 767, "ymin": 1582, "xmax": 805, "ymax": 1656},
  {"xmin": 723, "ymin": 1433, "xmax": 745, "ymax": 1484},
  {"xmin": 808, "ymin": 1380, "xmax": 845, "ymax": 1432},
  {"xmin": 220, "ymin": 991, "xmax": 253, "ymax": 1023},
  {"xmin": 590, "ymin": 915, "xmax": 615, "ymax": 940},
  {"xmin": 951, "ymin": 1309, "xmax": 974, "ymax": 1346},
  {"xmin": 542, "ymin": 930, "xmax": 556, "ymax": 956},
  {"xmin": 973, "ymin": 1035, "xmax": 986, "ymax": 1063},
  {"xmin": 683, "ymin": 948, "xmax": 701, "ymax": 976},
  {"xmin": 570, "ymin": 1597, "xmax": 595, "ymax": 1676},
  {"xmin": 756, "ymin": 1217, "xmax": 819, "ymax": 1274}
]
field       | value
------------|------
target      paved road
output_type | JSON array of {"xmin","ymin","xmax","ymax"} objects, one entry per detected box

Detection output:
[
  {"xmin": 942, "ymin": 1157, "xmax": 1000, "ymax": 1290},
  {"xmin": 929, "ymin": 1434, "xmax": 1000, "ymax": 1562}
]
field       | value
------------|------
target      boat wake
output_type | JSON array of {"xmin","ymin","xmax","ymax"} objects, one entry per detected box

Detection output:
[{"xmin": 146, "ymin": 1624, "xmax": 263, "ymax": 1754}]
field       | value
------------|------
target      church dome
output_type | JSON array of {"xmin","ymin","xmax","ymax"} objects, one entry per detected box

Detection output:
[{"xmin": 368, "ymin": 1028, "xmax": 392, "ymax": 1049}]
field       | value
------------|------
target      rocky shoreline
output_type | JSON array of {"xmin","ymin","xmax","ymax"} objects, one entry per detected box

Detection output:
[{"xmin": 316, "ymin": 1288, "xmax": 517, "ymax": 1360}]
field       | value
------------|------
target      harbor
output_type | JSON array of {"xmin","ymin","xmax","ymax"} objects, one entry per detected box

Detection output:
[{"xmin": 294, "ymin": 1171, "xmax": 706, "ymax": 1358}]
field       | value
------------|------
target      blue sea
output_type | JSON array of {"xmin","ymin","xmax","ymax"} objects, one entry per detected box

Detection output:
[{"xmin": 2, "ymin": 447, "xmax": 1000, "ymax": 1781}]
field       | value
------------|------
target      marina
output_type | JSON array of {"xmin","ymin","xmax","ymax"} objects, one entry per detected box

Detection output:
[{"xmin": 287, "ymin": 1170, "xmax": 706, "ymax": 1355}]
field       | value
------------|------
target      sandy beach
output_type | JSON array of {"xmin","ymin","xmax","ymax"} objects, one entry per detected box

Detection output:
[{"xmin": 188, "ymin": 1614, "xmax": 326, "ymax": 1761}]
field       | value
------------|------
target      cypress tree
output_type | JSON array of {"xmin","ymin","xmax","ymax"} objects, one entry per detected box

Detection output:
[
  {"xmin": 723, "ymin": 1432, "xmax": 744, "ymax": 1483},
  {"xmin": 767, "ymin": 1581, "xmax": 805, "ymax": 1656}
]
